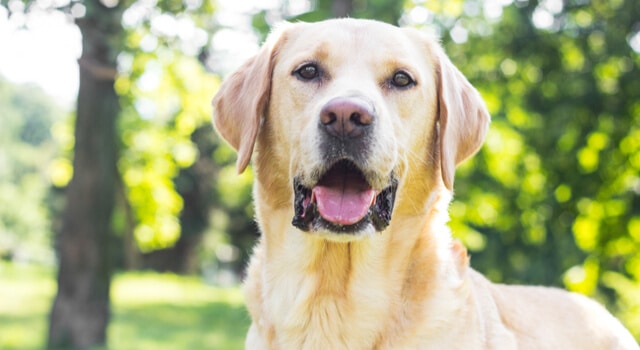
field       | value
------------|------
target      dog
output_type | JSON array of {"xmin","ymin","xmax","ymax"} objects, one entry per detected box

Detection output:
[{"xmin": 212, "ymin": 18, "xmax": 638, "ymax": 349}]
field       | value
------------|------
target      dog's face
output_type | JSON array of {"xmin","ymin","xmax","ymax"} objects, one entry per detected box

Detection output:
[{"xmin": 213, "ymin": 19, "xmax": 489, "ymax": 241}]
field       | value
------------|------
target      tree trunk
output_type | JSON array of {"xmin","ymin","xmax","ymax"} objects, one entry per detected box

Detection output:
[{"xmin": 48, "ymin": 3, "xmax": 122, "ymax": 349}]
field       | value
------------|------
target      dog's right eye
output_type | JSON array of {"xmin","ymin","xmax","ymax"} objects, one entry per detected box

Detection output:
[
  {"xmin": 294, "ymin": 63, "xmax": 320, "ymax": 81},
  {"xmin": 390, "ymin": 71, "xmax": 416, "ymax": 89}
]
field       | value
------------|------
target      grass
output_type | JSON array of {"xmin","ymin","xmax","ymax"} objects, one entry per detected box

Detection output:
[{"xmin": 0, "ymin": 262, "xmax": 250, "ymax": 349}]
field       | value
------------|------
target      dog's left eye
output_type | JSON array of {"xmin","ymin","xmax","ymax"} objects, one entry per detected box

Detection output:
[
  {"xmin": 390, "ymin": 71, "xmax": 415, "ymax": 88},
  {"xmin": 294, "ymin": 63, "xmax": 320, "ymax": 81}
]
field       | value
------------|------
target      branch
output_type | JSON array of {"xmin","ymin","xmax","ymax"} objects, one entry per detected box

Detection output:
[{"xmin": 78, "ymin": 58, "xmax": 118, "ymax": 81}]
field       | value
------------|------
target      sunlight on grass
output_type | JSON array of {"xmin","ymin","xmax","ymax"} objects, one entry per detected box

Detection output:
[
  {"xmin": 109, "ymin": 272, "xmax": 249, "ymax": 349},
  {"xmin": 0, "ymin": 262, "xmax": 55, "ymax": 349},
  {"xmin": 0, "ymin": 262, "xmax": 249, "ymax": 350}
]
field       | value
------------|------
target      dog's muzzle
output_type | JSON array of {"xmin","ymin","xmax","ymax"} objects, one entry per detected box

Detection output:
[
  {"xmin": 291, "ymin": 95, "xmax": 398, "ymax": 235},
  {"xmin": 292, "ymin": 160, "xmax": 398, "ymax": 234}
]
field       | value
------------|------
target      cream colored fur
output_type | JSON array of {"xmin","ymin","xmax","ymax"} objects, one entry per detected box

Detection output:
[{"xmin": 212, "ymin": 19, "xmax": 638, "ymax": 349}]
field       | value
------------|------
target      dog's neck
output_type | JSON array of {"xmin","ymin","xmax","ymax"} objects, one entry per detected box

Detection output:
[{"xmin": 244, "ymin": 187, "xmax": 470, "ymax": 349}]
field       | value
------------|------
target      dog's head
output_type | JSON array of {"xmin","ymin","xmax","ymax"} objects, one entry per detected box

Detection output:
[{"xmin": 213, "ymin": 19, "xmax": 489, "ymax": 241}]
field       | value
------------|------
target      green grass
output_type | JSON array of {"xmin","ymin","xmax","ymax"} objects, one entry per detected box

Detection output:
[{"xmin": 0, "ymin": 262, "xmax": 250, "ymax": 349}]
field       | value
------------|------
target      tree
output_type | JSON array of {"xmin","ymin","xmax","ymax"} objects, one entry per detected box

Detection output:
[
  {"xmin": 47, "ymin": 3, "xmax": 122, "ymax": 348},
  {"xmin": 2, "ymin": 0, "xmax": 218, "ymax": 347}
]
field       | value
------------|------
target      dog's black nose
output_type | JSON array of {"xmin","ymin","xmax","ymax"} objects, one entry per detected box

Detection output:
[{"xmin": 320, "ymin": 97, "xmax": 374, "ymax": 139}]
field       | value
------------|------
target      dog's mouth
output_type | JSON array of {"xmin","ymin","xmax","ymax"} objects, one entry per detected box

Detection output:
[{"xmin": 292, "ymin": 160, "xmax": 398, "ymax": 235}]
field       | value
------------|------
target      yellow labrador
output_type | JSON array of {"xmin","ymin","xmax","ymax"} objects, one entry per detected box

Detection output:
[{"xmin": 212, "ymin": 19, "xmax": 637, "ymax": 349}]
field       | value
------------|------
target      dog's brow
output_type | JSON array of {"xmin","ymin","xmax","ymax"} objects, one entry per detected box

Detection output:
[{"xmin": 290, "ymin": 41, "xmax": 331, "ymax": 64}]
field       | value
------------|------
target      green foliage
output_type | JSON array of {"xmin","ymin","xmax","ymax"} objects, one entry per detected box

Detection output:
[
  {"xmin": 104, "ymin": 0, "xmax": 262, "ymax": 269},
  {"xmin": 0, "ymin": 79, "xmax": 63, "ymax": 264},
  {"xmin": 1, "ymin": 0, "xmax": 251, "ymax": 272},
  {"xmin": 9, "ymin": 0, "xmax": 224, "ymax": 257},
  {"xmin": 0, "ymin": 262, "xmax": 249, "ymax": 349},
  {"xmin": 116, "ymin": 50, "xmax": 219, "ymax": 251},
  {"xmin": 71, "ymin": 0, "xmax": 224, "ymax": 254}
]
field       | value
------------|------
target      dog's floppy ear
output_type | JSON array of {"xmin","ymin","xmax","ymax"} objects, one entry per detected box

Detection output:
[
  {"xmin": 434, "ymin": 44, "xmax": 490, "ymax": 190},
  {"xmin": 212, "ymin": 26, "xmax": 286, "ymax": 173}
]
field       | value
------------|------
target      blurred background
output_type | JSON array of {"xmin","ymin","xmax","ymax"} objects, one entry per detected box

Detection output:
[{"xmin": 0, "ymin": 0, "xmax": 638, "ymax": 348}]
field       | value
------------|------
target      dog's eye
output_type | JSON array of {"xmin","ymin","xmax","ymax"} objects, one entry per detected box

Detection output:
[
  {"xmin": 294, "ymin": 64, "xmax": 320, "ymax": 81},
  {"xmin": 391, "ymin": 71, "xmax": 415, "ymax": 88}
]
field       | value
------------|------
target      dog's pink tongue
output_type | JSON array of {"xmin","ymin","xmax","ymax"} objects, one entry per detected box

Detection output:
[{"xmin": 312, "ymin": 177, "xmax": 375, "ymax": 226}]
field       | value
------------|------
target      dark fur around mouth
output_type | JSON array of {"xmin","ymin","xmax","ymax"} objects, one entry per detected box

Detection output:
[{"xmin": 291, "ymin": 162, "xmax": 398, "ymax": 234}]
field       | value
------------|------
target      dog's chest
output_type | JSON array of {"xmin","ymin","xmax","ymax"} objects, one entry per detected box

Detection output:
[{"xmin": 256, "ymin": 245, "xmax": 394, "ymax": 349}]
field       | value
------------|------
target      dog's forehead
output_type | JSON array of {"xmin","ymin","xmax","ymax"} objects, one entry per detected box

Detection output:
[
  {"xmin": 294, "ymin": 19, "xmax": 404, "ymax": 44},
  {"xmin": 278, "ymin": 19, "xmax": 426, "ymax": 69}
]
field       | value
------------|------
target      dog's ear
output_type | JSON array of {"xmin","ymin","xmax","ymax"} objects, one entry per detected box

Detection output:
[
  {"xmin": 434, "ymin": 45, "xmax": 490, "ymax": 190},
  {"xmin": 212, "ymin": 26, "xmax": 287, "ymax": 173}
]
